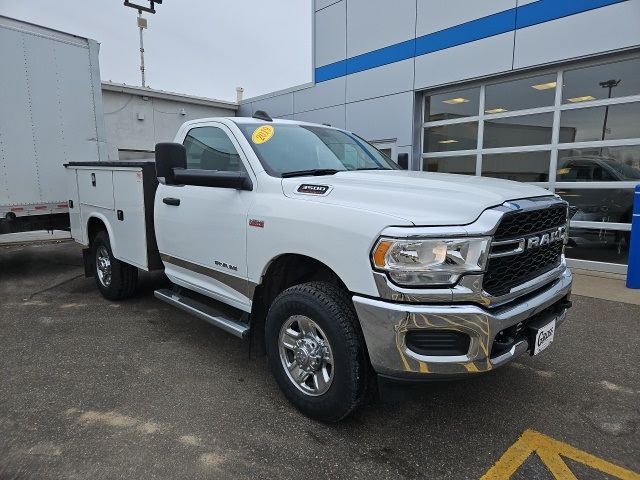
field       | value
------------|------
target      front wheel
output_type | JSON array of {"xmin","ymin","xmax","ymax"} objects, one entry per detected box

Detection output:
[
  {"xmin": 265, "ymin": 282, "xmax": 372, "ymax": 422},
  {"xmin": 92, "ymin": 230, "xmax": 138, "ymax": 300}
]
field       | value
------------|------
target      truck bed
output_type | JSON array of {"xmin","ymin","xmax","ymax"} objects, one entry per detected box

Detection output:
[{"xmin": 65, "ymin": 161, "xmax": 162, "ymax": 271}]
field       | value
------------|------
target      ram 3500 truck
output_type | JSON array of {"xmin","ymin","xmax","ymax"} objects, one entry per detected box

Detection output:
[{"xmin": 66, "ymin": 113, "xmax": 573, "ymax": 422}]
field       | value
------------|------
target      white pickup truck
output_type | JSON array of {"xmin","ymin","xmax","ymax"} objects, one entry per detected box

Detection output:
[{"xmin": 66, "ymin": 113, "xmax": 573, "ymax": 421}]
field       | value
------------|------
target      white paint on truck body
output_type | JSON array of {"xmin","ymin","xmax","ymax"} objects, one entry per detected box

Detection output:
[
  {"xmin": 68, "ymin": 117, "xmax": 554, "ymax": 310},
  {"xmin": 155, "ymin": 118, "xmax": 552, "ymax": 307}
]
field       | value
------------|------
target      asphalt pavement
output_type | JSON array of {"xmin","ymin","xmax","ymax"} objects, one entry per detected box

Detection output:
[{"xmin": 1, "ymin": 241, "xmax": 638, "ymax": 479}]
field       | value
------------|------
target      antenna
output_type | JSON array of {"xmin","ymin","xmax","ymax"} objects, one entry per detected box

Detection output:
[
  {"xmin": 124, "ymin": 1, "xmax": 163, "ymax": 87},
  {"xmin": 253, "ymin": 110, "xmax": 273, "ymax": 122}
]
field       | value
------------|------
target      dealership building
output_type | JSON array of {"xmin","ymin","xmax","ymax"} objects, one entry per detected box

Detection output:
[{"xmin": 239, "ymin": 0, "xmax": 640, "ymax": 274}]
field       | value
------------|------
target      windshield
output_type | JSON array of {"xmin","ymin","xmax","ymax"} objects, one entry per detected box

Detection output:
[{"xmin": 237, "ymin": 123, "xmax": 398, "ymax": 177}]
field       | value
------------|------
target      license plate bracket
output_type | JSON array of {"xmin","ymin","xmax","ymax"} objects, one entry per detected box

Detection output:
[{"xmin": 528, "ymin": 317, "xmax": 556, "ymax": 355}]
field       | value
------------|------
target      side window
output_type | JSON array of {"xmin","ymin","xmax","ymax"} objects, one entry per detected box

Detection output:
[
  {"xmin": 557, "ymin": 162, "xmax": 590, "ymax": 181},
  {"xmin": 573, "ymin": 165, "xmax": 593, "ymax": 181},
  {"xmin": 183, "ymin": 126, "xmax": 243, "ymax": 172},
  {"xmin": 557, "ymin": 162, "xmax": 575, "ymax": 181},
  {"xmin": 593, "ymin": 166, "xmax": 616, "ymax": 181}
]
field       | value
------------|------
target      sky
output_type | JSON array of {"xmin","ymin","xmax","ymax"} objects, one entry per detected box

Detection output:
[{"xmin": 0, "ymin": 0, "xmax": 313, "ymax": 102}]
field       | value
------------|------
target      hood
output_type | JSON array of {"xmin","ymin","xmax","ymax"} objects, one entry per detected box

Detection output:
[{"xmin": 282, "ymin": 170, "xmax": 552, "ymax": 226}]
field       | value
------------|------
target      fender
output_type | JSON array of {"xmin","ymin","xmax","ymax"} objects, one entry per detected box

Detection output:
[
  {"xmin": 85, "ymin": 212, "xmax": 120, "ymax": 260},
  {"xmin": 257, "ymin": 252, "xmax": 344, "ymax": 288}
]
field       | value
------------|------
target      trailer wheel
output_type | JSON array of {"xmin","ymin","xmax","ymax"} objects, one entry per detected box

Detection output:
[
  {"xmin": 265, "ymin": 282, "xmax": 371, "ymax": 422},
  {"xmin": 92, "ymin": 230, "xmax": 138, "ymax": 300}
]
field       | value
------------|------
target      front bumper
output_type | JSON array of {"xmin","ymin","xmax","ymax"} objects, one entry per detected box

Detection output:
[{"xmin": 353, "ymin": 268, "xmax": 573, "ymax": 380}]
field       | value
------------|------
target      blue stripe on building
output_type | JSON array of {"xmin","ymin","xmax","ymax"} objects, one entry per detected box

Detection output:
[{"xmin": 315, "ymin": 0, "xmax": 627, "ymax": 83}]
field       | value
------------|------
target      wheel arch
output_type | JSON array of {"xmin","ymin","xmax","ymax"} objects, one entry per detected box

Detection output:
[
  {"xmin": 86, "ymin": 214, "xmax": 117, "ymax": 256},
  {"xmin": 255, "ymin": 253, "xmax": 349, "ymax": 309},
  {"xmin": 249, "ymin": 253, "xmax": 351, "ymax": 354}
]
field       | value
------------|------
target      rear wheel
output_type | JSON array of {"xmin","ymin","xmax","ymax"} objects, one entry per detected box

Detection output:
[
  {"xmin": 265, "ymin": 282, "xmax": 371, "ymax": 422},
  {"xmin": 92, "ymin": 230, "xmax": 138, "ymax": 300}
]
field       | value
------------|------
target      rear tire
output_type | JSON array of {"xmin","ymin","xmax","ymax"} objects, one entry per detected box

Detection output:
[
  {"xmin": 92, "ymin": 230, "xmax": 138, "ymax": 300},
  {"xmin": 265, "ymin": 282, "xmax": 371, "ymax": 422}
]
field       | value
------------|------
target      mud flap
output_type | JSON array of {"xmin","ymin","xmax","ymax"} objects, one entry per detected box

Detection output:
[{"xmin": 82, "ymin": 248, "xmax": 93, "ymax": 277}]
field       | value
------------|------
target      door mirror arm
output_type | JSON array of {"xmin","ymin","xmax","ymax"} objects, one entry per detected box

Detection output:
[{"xmin": 172, "ymin": 168, "xmax": 253, "ymax": 191}]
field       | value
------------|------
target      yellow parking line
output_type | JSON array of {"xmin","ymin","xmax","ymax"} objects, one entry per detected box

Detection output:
[
  {"xmin": 536, "ymin": 449, "xmax": 577, "ymax": 480},
  {"xmin": 481, "ymin": 429, "xmax": 640, "ymax": 480}
]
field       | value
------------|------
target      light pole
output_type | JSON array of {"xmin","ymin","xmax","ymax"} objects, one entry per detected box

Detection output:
[
  {"xmin": 124, "ymin": 1, "xmax": 162, "ymax": 88},
  {"xmin": 599, "ymin": 79, "xmax": 621, "ymax": 141},
  {"xmin": 138, "ymin": 13, "xmax": 147, "ymax": 87}
]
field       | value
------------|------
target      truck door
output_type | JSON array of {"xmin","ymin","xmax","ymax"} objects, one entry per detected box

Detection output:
[{"xmin": 154, "ymin": 124, "xmax": 255, "ymax": 311}]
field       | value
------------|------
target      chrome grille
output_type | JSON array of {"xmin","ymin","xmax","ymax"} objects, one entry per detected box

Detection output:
[{"xmin": 484, "ymin": 204, "xmax": 567, "ymax": 297}]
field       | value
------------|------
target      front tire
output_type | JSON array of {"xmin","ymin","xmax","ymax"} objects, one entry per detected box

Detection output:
[
  {"xmin": 92, "ymin": 230, "xmax": 138, "ymax": 300},
  {"xmin": 265, "ymin": 282, "xmax": 371, "ymax": 422}
]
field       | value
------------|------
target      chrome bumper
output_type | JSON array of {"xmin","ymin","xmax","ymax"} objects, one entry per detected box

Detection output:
[{"xmin": 353, "ymin": 268, "xmax": 573, "ymax": 379}]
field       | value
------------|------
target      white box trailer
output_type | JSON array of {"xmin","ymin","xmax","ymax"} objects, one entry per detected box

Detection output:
[{"xmin": 0, "ymin": 16, "xmax": 107, "ymax": 235}]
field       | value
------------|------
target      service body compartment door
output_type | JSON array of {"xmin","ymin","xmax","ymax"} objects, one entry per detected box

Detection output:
[
  {"xmin": 65, "ymin": 168, "xmax": 82, "ymax": 241},
  {"xmin": 112, "ymin": 169, "xmax": 148, "ymax": 269},
  {"xmin": 77, "ymin": 169, "xmax": 114, "ymax": 210}
]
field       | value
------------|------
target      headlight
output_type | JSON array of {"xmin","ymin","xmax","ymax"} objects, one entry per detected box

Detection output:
[{"xmin": 372, "ymin": 237, "xmax": 491, "ymax": 286}]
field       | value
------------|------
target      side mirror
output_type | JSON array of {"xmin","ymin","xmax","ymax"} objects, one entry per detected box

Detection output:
[
  {"xmin": 172, "ymin": 169, "xmax": 253, "ymax": 191},
  {"xmin": 155, "ymin": 142, "xmax": 186, "ymax": 185}
]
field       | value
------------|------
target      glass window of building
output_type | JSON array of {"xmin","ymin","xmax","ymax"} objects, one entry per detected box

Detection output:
[
  {"xmin": 484, "ymin": 74, "xmax": 557, "ymax": 113},
  {"xmin": 557, "ymin": 145, "xmax": 640, "ymax": 181},
  {"xmin": 562, "ymin": 57, "xmax": 640, "ymax": 104},
  {"xmin": 564, "ymin": 228, "xmax": 630, "ymax": 265},
  {"xmin": 420, "ymin": 55, "xmax": 639, "ymax": 273},
  {"xmin": 425, "ymin": 87, "xmax": 480, "ymax": 122},
  {"xmin": 483, "ymin": 113, "xmax": 554, "ymax": 148},
  {"xmin": 424, "ymin": 122, "xmax": 478, "ymax": 152},
  {"xmin": 423, "ymin": 155, "xmax": 476, "ymax": 175},
  {"xmin": 556, "ymin": 187, "xmax": 634, "ymax": 224},
  {"xmin": 560, "ymin": 102, "xmax": 640, "ymax": 142},
  {"xmin": 481, "ymin": 151, "xmax": 551, "ymax": 182}
]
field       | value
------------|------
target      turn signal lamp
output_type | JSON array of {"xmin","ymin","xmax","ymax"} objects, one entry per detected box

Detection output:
[{"xmin": 373, "ymin": 240, "xmax": 393, "ymax": 268}]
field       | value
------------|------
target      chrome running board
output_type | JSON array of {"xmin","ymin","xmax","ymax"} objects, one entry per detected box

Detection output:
[{"xmin": 154, "ymin": 288, "xmax": 249, "ymax": 339}]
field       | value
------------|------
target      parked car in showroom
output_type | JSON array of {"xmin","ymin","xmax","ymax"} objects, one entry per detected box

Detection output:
[{"xmin": 556, "ymin": 155, "xmax": 638, "ymax": 261}]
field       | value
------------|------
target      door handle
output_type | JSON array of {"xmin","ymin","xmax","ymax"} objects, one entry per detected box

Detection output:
[{"xmin": 163, "ymin": 197, "xmax": 181, "ymax": 206}]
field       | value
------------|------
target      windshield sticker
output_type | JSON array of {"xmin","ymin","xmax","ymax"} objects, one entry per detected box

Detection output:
[{"xmin": 252, "ymin": 125, "xmax": 275, "ymax": 144}]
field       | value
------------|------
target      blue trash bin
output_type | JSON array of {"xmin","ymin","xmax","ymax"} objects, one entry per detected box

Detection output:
[{"xmin": 626, "ymin": 185, "xmax": 640, "ymax": 289}]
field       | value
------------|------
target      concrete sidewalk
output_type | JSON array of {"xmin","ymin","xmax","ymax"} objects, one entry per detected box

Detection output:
[
  {"xmin": 572, "ymin": 269, "xmax": 640, "ymax": 306},
  {"xmin": 0, "ymin": 230, "xmax": 71, "ymax": 245}
]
